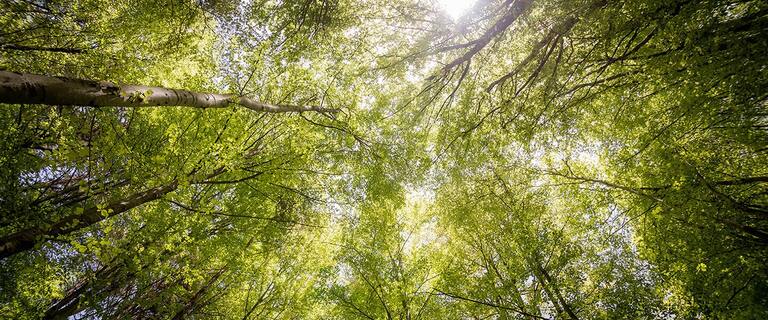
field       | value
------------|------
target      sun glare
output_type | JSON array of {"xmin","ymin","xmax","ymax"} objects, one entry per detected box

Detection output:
[{"xmin": 438, "ymin": 0, "xmax": 476, "ymax": 19}]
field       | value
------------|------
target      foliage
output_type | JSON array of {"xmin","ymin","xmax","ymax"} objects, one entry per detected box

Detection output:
[{"xmin": 0, "ymin": 0, "xmax": 766, "ymax": 319}]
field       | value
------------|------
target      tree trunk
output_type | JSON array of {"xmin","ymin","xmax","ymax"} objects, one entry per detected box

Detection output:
[
  {"xmin": 0, "ymin": 44, "xmax": 85, "ymax": 54},
  {"xmin": 531, "ymin": 258, "xmax": 580, "ymax": 320},
  {"xmin": 0, "ymin": 71, "xmax": 338, "ymax": 114},
  {"xmin": 0, "ymin": 182, "xmax": 180, "ymax": 259},
  {"xmin": 0, "ymin": 140, "xmax": 267, "ymax": 259},
  {"xmin": 43, "ymin": 264, "xmax": 122, "ymax": 320},
  {"xmin": 45, "ymin": 238, "xmax": 174, "ymax": 320},
  {"xmin": 172, "ymin": 267, "xmax": 228, "ymax": 320}
]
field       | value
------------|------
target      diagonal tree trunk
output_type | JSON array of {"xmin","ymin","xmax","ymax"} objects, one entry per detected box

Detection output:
[
  {"xmin": 0, "ymin": 181, "xmax": 182, "ymax": 259},
  {"xmin": 0, "ymin": 44, "xmax": 85, "ymax": 54},
  {"xmin": 0, "ymin": 125, "xmax": 279, "ymax": 259},
  {"xmin": 529, "ymin": 257, "xmax": 580, "ymax": 320},
  {"xmin": 0, "ymin": 71, "xmax": 338, "ymax": 114},
  {"xmin": 171, "ymin": 266, "xmax": 228, "ymax": 320},
  {"xmin": 0, "ymin": 162, "xmax": 234, "ymax": 259},
  {"xmin": 43, "ymin": 264, "xmax": 123, "ymax": 320}
]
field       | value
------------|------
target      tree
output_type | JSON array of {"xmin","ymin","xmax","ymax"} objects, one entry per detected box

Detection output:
[
  {"xmin": 0, "ymin": 71, "xmax": 339, "ymax": 114},
  {"xmin": 1, "ymin": 0, "xmax": 767, "ymax": 318}
]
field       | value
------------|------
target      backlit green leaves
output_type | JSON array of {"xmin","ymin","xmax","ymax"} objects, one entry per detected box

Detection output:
[{"xmin": 1, "ymin": 0, "xmax": 767, "ymax": 319}]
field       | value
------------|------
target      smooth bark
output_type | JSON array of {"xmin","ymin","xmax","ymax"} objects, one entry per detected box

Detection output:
[{"xmin": 0, "ymin": 71, "xmax": 338, "ymax": 114}]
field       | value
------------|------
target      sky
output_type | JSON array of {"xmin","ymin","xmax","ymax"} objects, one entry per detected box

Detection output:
[{"xmin": 437, "ymin": 0, "xmax": 477, "ymax": 19}]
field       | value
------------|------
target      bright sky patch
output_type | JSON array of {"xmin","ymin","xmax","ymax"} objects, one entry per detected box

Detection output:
[{"xmin": 437, "ymin": 0, "xmax": 476, "ymax": 19}]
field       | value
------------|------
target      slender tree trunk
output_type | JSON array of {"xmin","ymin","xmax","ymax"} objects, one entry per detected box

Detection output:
[
  {"xmin": 0, "ymin": 44, "xmax": 85, "ymax": 54},
  {"xmin": 242, "ymin": 281, "xmax": 275, "ymax": 320},
  {"xmin": 0, "ymin": 135, "xmax": 272, "ymax": 259},
  {"xmin": 172, "ymin": 267, "xmax": 228, "ymax": 320},
  {"xmin": 43, "ymin": 275, "xmax": 96, "ymax": 320},
  {"xmin": 498, "ymin": 257, "xmax": 539, "ymax": 319},
  {"xmin": 0, "ymin": 167, "xmax": 227, "ymax": 259},
  {"xmin": 531, "ymin": 258, "xmax": 580, "ymax": 320},
  {"xmin": 43, "ymin": 228, "xmax": 168, "ymax": 320},
  {"xmin": 0, "ymin": 71, "xmax": 338, "ymax": 114},
  {"xmin": 534, "ymin": 270, "xmax": 565, "ymax": 317},
  {"xmin": 0, "ymin": 182, "xmax": 180, "ymax": 259},
  {"xmin": 43, "ymin": 264, "xmax": 124, "ymax": 320}
]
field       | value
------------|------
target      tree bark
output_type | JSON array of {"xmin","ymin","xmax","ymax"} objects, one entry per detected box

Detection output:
[
  {"xmin": 0, "ymin": 139, "xmax": 270, "ymax": 259},
  {"xmin": 0, "ymin": 71, "xmax": 338, "ymax": 114},
  {"xmin": 0, "ymin": 44, "xmax": 85, "ymax": 54},
  {"xmin": 531, "ymin": 259, "xmax": 580, "ymax": 320},
  {"xmin": 43, "ymin": 264, "xmax": 122, "ymax": 320},
  {"xmin": 0, "ymin": 182, "xmax": 180, "ymax": 259},
  {"xmin": 171, "ymin": 267, "xmax": 228, "ymax": 320}
]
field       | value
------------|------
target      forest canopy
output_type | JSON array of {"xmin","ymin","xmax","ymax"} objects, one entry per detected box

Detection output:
[{"xmin": 0, "ymin": 0, "xmax": 766, "ymax": 319}]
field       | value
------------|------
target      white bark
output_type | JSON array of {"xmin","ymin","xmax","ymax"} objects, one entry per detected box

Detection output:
[{"xmin": 0, "ymin": 71, "xmax": 337, "ymax": 114}]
